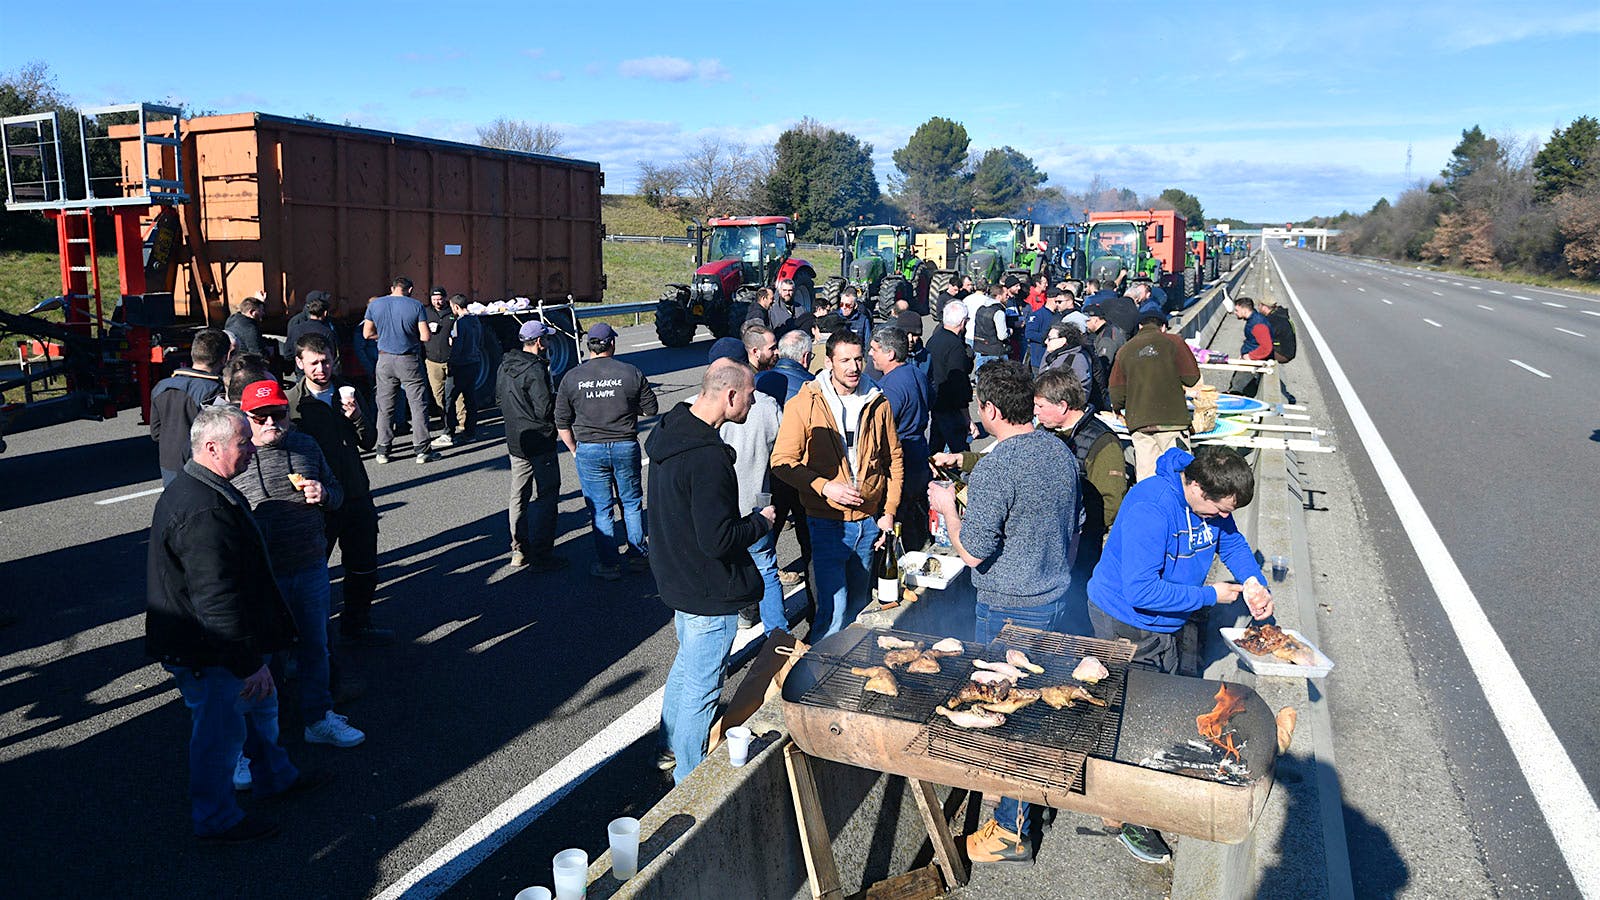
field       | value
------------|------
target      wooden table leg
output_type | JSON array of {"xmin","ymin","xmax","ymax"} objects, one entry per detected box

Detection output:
[
  {"xmin": 907, "ymin": 777, "xmax": 968, "ymax": 888},
  {"xmin": 785, "ymin": 743, "xmax": 845, "ymax": 900}
]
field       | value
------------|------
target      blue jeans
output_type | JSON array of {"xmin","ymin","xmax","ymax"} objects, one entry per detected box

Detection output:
[
  {"xmin": 574, "ymin": 440, "xmax": 647, "ymax": 567},
  {"xmin": 750, "ymin": 526, "xmax": 785, "ymax": 632},
  {"xmin": 975, "ymin": 596, "xmax": 1065, "ymax": 840},
  {"xmin": 974, "ymin": 353, "xmax": 1003, "ymax": 374},
  {"xmin": 808, "ymin": 516, "xmax": 879, "ymax": 639},
  {"xmin": 660, "ymin": 611, "xmax": 739, "ymax": 784},
  {"xmin": 165, "ymin": 664, "xmax": 298, "ymax": 835},
  {"xmin": 275, "ymin": 565, "xmax": 333, "ymax": 722}
]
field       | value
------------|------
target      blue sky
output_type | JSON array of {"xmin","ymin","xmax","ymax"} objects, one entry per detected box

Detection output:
[{"xmin": 4, "ymin": 0, "xmax": 1596, "ymax": 221}]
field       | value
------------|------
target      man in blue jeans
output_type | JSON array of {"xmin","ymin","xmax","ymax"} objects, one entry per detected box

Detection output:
[
  {"xmin": 556, "ymin": 323, "xmax": 659, "ymax": 580},
  {"xmin": 146, "ymin": 405, "xmax": 328, "ymax": 843},
  {"xmin": 928, "ymin": 360, "xmax": 1081, "ymax": 866}
]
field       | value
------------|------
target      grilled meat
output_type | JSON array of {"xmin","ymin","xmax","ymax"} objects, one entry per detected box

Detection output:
[
  {"xmin": 876, "ymin": 636, "xmax": 918, "ymax": 651},
  {"xmin": 969, "ymin": 670, "xmax": 1016, "ymax": 686},
  {"xmin": 1071, "ymin": 656, "xmax": 1109, "ymax": 684},
  {"xmin": 982, "ymin": 687, "xmax": 1041, "ymax": 714},
  {"xmin": 1234, "ymin": 625, "xmax": 1317, "ymax": 666},
  {"xmin": 926, "ymin": 637, "xmax": 965, "ymax": 657},
  {"xmin": 851, "ymin": 666, "xmax": 900, "ymax": 697},
  {"xmin": 1005, "ymin": 649, "xmax": 1045, "ymax": 674},
  {"xmin": 906, "ymin": 653, "xmax": 942, "ymax": 675},
  {"xmin": 1040, "ymin": 683, "xmax": 1107, "ymax": 709},
  {"xmin": 883, "ymin": 648, "xmax": 923, "ymax": 668},
  {"xmin": 953, "ymin": 680, "xmax": 1009, "ymax": 707},
  {"xmin": 935, "ymin": 705, "xmax": 1006, "ymax": 729},
  {"xmin": 973, "ymin": 659, "xmax": 1028, "ymax": 680}
]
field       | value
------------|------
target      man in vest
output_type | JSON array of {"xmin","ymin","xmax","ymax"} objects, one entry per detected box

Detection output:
[
  {"xmin": 968, "ymin": 284, "xmax": 1011, "ymax": 374},
  {"xmin": 1228, "ymin": 296, "xmax": 1275, "ymax": 398},
  {"xmin": 1033, "ymin": 368, "xmax": 1129, "ymax": 564}
]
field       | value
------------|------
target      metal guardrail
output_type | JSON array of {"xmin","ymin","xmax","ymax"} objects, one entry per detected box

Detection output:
[{"xmin": 605, "ymin": 233, "xmax": 843, "ymax": 253}]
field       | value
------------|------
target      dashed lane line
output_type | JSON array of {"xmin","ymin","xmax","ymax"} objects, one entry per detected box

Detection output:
[
  {"xmin": 1477, "ymin": 305, "xmax": 1494, "ymax": 311},
  {"xmin": 1543, "ymin": 302, "xmax": 1568, "ymax": 309},
  {"xmin": 1357, "ymin": 287, "xmax": 1366, "ymax": 292},
  {"xmin": 1381, "ymin": 299, "xmax": 1394, "ymax": 305},
  {"xmin": 1423, "ymin": 318, "xmax": 1443, "ymax": 328},
  {"xmin": 1431, "ymin": 291, "xmax": 1444, "ymax": 296},
  {"xmin": 1514, "ymin": 295, "xmax": 1534, "ymax": 301},
  {"xmin": 1509, "ymin": 359, "xmax": 1552, "ymax": 378},
  {"xmin": 1554, "ymin": 327, "xmax": 1586, "ymax": 338},
  {"xmin": 1269, "ymin": 250, "xmax": 1599, "ymax": 895},
  {"xmin": 1489, "ymin": 290, "xmax": 1505, "ymax": 295},
  {"xmin": 1581, "ymin": 310, "xmax": 1600, "ymax": 318},
  {"xmin": 93, "ymin": 487, "xmax": 164, "ymax": 506}
]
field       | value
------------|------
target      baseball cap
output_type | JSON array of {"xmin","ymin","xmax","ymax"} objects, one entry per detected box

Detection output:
[
  {"xmin": 707, "ymin": 337, "xmax": 745, "ymax": 364},
  {"xmin": 430, "ymin": 286, "xmax": 446, "ymax": 297},
  {"xmin": 240, "ymin": 379, "xmax": 289, "ymax": 413},
  {"xmin": 1001, "ymin": 275, "xmax": 1021, "ymax": 289},
  {"xmin": 1082, "ymin": 303, "xmax": 1105, "ymax": 318},
  {"xmin": 586, "ymin": 322, "xmax": 618, "ymax": 341},
  {"xmin": 894, "ymin": 310, "xmax": 924, "ymax": 335},
  {"xmin": 518, "ymin": 320, "xmax": 555, "ymax": 341}
]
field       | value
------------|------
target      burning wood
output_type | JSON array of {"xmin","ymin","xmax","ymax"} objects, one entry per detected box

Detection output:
[{"xmin": 1197, "ymin": 683, "xmax": 1248, "ymax": 766}]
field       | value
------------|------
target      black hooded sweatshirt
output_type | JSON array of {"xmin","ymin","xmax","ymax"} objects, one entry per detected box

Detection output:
[{"xmin": 644, "ymin": 403, "xmax": 767, "ymax": 616}]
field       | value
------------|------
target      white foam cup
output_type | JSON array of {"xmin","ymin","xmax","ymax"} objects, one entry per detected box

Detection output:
[
  {"xmin": 607, "ymin": 816, "xmax": 641, "ymax": 880},
  {"xmin": 552, "ymin": 849, "xmax": 587, "ymax": 900},
  {"xmin": 726, "ymin": 726, "xmax": 754, "ymax": 766},
  {"xmin": 514, "ymin": 888, "xmax": 552, "ymax": 900},
  {"xmin": 338, "ymin": 386, "xmax": 357, "ymax": 403}
]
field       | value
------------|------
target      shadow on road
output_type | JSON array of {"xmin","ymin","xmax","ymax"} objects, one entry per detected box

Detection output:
[
  {"xmin": 0, "ymin": 435, "xmax": 158, "ymax": 511},
  {"xmin": 1255, "ymin": 756, "xmax": 1408, "ymax": 899}
]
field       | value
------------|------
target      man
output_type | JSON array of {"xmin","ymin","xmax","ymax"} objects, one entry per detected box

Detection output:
[
  {"xmin": 1097, "ymin": 288, "xmax": 1141, "ymax": 337},
  {"xmin": 443, "ymin": 293, "xmax": 484, "ymax": 442},
  {"xmin": 760, "ymin": 330, "xmax": 815, "ymax": 584},
  {"xmin": 771, "ymin": 331, "xmax": 903, "ymax": 638},
  {"xmin": 231, "ymin": 379, "xmax": 366, "ymax": 749},
  {"xmin": 925, "ymin": 300, "xmax": 976, "ymax": 454},
  {"xmin": 286, "ymin": 291, "xmax": 338, "ymax": 364},
  {"xmin": 835, "ymin": 285, "xmax": 872, "ymax": 347},
  {"xmin": 775, "ymin": 276, "xmax": 808, "ymax": 316},
  {"xmin": 1040, "ymin": 320, "xmax": 1102, "ymax": 411},
  {"xmin": 1087, "ymin": 446, "xmax": 1273, "ymax": 864},
  {"xmin": 1259, "ymin": 298, "xmax": 1298, "ymax": 404},
  {"xmin": 1229, "ymin": 296, "xmax": 1276, "ymax": 398},
  {"xmin": 1024, "ymin": 272, "xmax": 1049, "ymax": 311},
  {"xmin": 286, "ymin": 334, "xmax": 391, "ymax": 646},
  {"xmin": 1127, "ymin": 281, "xmax": 1163, "ymax": 320},
  {"xmin": 869, "ymin": 325, "xmax": 931, "ymax": 550},
  {"xmin": 648, "ymin": 359, "xmax": 774, "ymax": 784},
  {"xmin": 934, "ymin": 276, "xmax": 964, "ymax": 319},
  {"xmin": 744, "ymin": 286, "xmax": 792, "ymax": 333},
  {"xmin": 1033, "ymin": 368, "xmax": 1128, "ymax": 558},
  {"xmin": 362, "ymin": 276, "xmax": 436, "ymax": 463},
  {"xmin": 147, "ymin": 405, "xmax": 322, "ymax": 843},
  {"xmin": 968, "ymin": 285, "xmax": 1011, "ymax": 373},
  {"xmin": 706, "ymin": 339, "xmax": 784, "ymax": 631},
  {"xmin": 497, "ymin": 321, "xmax": 568, "ymax": 573},
  {"xmin": 894, "ymin": 309, "xmax": 927, "ymax": 372},
  {"xmin": 225, "ymin": 294, "xmax": 269, "ymax": 357},
  {"xmin": 422, "ymin": 287, "xmax": 454, "ymax": 440},
  {"xmin": 741, "ymin": 322, "xmax": 780, "ymax": 403},
  {"xmin": 1057, "ymin": 287, "xmax": 1089, "ymax": 330},
  {"xmin": 926, "ymin": 360, "xmax": 1079, "ymax": 867},
  {"xmin": 151, "ymin": 328, "xmax": 230, "ymax": 485},
  {"xmin": 1110, "ymin": 313, "xmax": 1200, "ymax": 481},
  {"xmin": 1082, "ymin": 278, "xmax": 1117, "ymax": 308},
  {"xmin": 1083, "ymin": 303, "xmax": 1129, "ymax": 394},
  {"xmin": 556, "ymin": 323, "xmax": 659, "ymax": 580},
  {"xmin": 1024, "ymin": 288, "xmax": 1068, "ymax": 369}
]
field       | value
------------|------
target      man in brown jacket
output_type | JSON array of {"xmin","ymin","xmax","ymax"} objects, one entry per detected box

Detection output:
[
  {"xmin": 1109, "ymin": 313, "xmax": 1200, "ymax": 481},
  {"xmin": 772, "ymin": 330, "xmax": 904, "ymax": 638}
]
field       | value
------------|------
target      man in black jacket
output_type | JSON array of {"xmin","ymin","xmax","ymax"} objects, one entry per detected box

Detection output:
[
  {"xmin": 225, "ymin": 294, "xmax": 271, "ymax": 357},
  {"xmin": 497, "ymin": 321, "xmax": 568, "ymax": 572},
  {"xmin": 146, "ymin": 405, "xmax": 322, "ymax": 843},
  {"xmin": 287, "ymin": 332, "xmax": 391, "ymax": 645},
  {"xmin": 925, "ymin": 299, "xmax": 976, "ymax": 453},
  {"xmin": 150, "ymin": 328, "xmax": 230, "ymax": 484},
  {"xmin": 647, "ymin": 359, "xmax": 774, "ymax": 784},
  {"xmin": 1259, "ymin": 298, "xmax": 1299, "ymax": 404}
]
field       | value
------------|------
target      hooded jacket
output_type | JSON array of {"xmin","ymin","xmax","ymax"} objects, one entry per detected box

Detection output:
[
  {"xmin": 149, "ymin": 368, "xmax": 224, "ymax": 472},
  {"xmin": 496, "ymin": 348, "xmax": 558, "ymax": 458},
  {"xmin": 1087, "ymin": 448, "xmax": 1263, "ymax": 633},
  {"xmin": 771, "ymin": 376, "xmax": 903, "ymax": 522},
  {"xmin": 644, "ymin": 403, "xmax": 767, "ymax": 616}
]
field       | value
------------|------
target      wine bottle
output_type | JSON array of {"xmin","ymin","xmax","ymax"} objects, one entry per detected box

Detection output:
[{"xmin": 875, "ymin": 525, "xmax": 902, "ymax": 606}]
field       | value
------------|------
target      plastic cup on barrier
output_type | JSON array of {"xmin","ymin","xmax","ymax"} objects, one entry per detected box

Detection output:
[
  {"xmin": 1270, "ymin": 555, "xmax": 1289, "ymax": 582},
  {"xmin": 725, "ymin": 726, "xmax": 754, "ymax": 766},
  {"xmin": 552, "ymin": 849, "xmax": 587, "ymax": 899},
  {"xmin": 514, "ymin": 888, "xmax": 552, "ymax": 900},
  {"xmin": 607, "ymin": 816, "xmax": 641, "ymax": 880}
]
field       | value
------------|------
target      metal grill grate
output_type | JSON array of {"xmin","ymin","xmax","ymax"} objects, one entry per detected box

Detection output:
[{"xmin": 788, "ymin": 628, "xmax": 991, "ymax": 724}]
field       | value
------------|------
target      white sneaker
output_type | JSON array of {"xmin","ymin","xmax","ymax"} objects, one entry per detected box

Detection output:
[
  {"xmin": 431, "ymin": 434, "xmax": 455, "ymax": 448},
  {"xmin": 233, "ymin": 754, "xmax": 252, "ymax": 791},
  {"xmin": 304, "ymin": 710, "xmax": 366, "ymax": 748}
]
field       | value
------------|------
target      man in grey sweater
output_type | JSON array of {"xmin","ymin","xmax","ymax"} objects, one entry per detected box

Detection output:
[
  {"xmin": 927, "ymin": 359, "xmax": 1080, "ymax": 866},
  {"xmin": 232, "ymin": 380, "xmax": 366, "ymax": 751}
]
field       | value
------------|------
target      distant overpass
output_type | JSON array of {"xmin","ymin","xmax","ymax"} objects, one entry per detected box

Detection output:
[{"xmin": 1259, "ymin": 226, "xmax": 1340, "ymax": 250}]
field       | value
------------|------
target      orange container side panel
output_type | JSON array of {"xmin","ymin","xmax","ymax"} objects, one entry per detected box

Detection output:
[
  {"xmin": 114, "ymin": 113, "xmax": 604, "ymax": 330},
  {"xmin": 1085, "ymin": 209, "xmax": 1187, "ymax": 275}
]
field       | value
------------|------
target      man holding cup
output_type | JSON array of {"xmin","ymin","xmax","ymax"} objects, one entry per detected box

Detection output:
[{"xmin": 646, "ymin": 359, "xmax": 773, "ymax": 784}]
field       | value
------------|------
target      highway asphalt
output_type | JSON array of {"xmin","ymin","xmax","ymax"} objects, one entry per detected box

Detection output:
[{"xmin": 1265, "ymin": 246, "xmax": 1596, "ymax": 897}]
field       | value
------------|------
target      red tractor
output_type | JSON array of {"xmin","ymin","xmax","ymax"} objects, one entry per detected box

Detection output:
[{"xmin": 654, "ymin": 216, "xmax": 817, "ymax": 346}]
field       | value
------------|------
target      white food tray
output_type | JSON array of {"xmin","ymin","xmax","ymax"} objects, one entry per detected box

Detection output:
[
  {"xmin": 1219, "ymin": 626, "xmax": 1336, "ymax": 679},
  {"xmin": 900, "ymin": 551, "xmax": 966, "ymax": 590}
]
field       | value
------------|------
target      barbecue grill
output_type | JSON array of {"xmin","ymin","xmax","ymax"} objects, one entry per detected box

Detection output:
[{"xmin": 781, "ymin": 624, "xmax": 1279, "ymax": 843}]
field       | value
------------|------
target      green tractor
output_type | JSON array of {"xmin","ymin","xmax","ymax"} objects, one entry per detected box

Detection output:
[
  {"xmin": 937, "ymin": 218, "xmax": 1043, "ymax": 292},
  {"xmin": 820, "ymin": 224, "xmax": 934, "ymax": 320}
]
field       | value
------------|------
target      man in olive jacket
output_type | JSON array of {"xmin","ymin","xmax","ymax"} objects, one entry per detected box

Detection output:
[
  {"xmin": 146, "ymin": 405, "xmax": 314, "ymax": 844},
  {"xmin": 1108, "ymin": 314, "xmax": 1200, "ymax": 481}
]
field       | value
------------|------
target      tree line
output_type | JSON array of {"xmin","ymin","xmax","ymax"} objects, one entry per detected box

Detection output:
[{"xmin": 1314, "ymin": 118, "xmax": 1599, "ymax": 281}]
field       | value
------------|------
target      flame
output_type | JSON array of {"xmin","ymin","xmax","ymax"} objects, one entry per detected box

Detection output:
[{"xmin": 1197, "ymin": 684, "xmax": 1248, "ymax": 763}]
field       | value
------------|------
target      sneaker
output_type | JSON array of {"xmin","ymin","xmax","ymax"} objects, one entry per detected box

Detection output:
[
  {"xmin": 510, "ymin": 549, "xmax": 529, "ymax": 568},
  {"xmin": 199, "ymin": 814, "xmax": 280, "ymax": 845},
  {"xmin": 1118, "ymin": 824, "xmax": 1171, "ymax": 864},
  {"xmin": 415, "ymin": 450, "xmax": 441, "ymax": 464},
  {"xmin": 655, "ymin": 748, "xmax": 676, "ymax": 772},
  {"xmin": 529, "ymin": 554, "xmax": 571, "ymax": 573},
  {"xmin": 233, "ymin": 754, "xmax": 252, "ymax": 791},
  {"xmin": 589, "ymin": 563, "xmax": 622, "ymax": 582},
  {"xmin": 431, "ymin": 434, "xmax": 455, "ymax": 448},
  {"xmin": 737, "ymin": 604, "xmax": 761, "ymax": 630},
  {"xmin": 375, "ymin": 452, "xmax": 391, "ymax": 465},
  {"xmin": 965, "ymin": 819, "xmax": 1032, "ymax": 866},
  {"xmin": 304, "ymin": 710, "xmax": 366, "ymax": 748}
]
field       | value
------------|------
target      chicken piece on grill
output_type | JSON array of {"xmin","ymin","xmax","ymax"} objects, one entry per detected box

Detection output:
[
  {"xmin": 851, "ymin": 666, "xmax": 900, "ymax": 697},
  {"xmin": 1005, "ymin": 649, "xmax": 1045, "ymax": 674},
  {"xmin": 983, "ymin": 687, "xmax": 1041, "ymax": 715},
  {"xmin": 1071, "ymin": 656, "xmax": 1110, "ymax": 684},
  {"xmin": 952, "ymin": 680, "xmax": 1009, "ymax": 707},
  {"xmin": 969, "ymin": 670, "xmax": 1017, "ymax": 686},
  {"xmin": 1040, "ymin": 683, "xmax": 1108, "ymax": 709},
  {"xmin": 876, "ymin": 635, "xmax": 918, "ymax": 651},
  {"xmin": 883, "ymin": 648, "xmax": 923, "ymax": 668},
  {"xmin": 973, "ymin": 659, "xmax": 1028, "ymax": 680},
  {"xmin": 906, "ymin": 653, "xmax": 942, "ymax": 675},
  {"xmin": 935, "ymin": 705, "xmax": 1006, "ymax": 729},
  {"xmin": 926, "ymin": 637, "xmax": 965, "ymax": 657}
]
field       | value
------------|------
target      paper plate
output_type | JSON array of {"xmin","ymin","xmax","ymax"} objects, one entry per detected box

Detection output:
[{"xmin": 1215, "ymin": 394, "xmax": 1270, "ymax": 414}]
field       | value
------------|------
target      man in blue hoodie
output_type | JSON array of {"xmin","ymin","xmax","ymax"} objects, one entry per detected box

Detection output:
[{"xmin": 1086, "ymin": 444, "xmax": 1273, "ymax": 863}]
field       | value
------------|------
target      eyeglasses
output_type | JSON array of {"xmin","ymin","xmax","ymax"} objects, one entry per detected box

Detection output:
[{"xmin": 247, "ymin": 410, "xmax": 287, "ymax": 424}]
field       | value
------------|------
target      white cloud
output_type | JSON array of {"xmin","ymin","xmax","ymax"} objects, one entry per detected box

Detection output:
[
  {"xmin": 617, "ymin": 56, "xmax": 730, "ymax": 83},
  {"xmin": 1438, "ymin": 8, "xmax": 1600, "ymax": 50}
]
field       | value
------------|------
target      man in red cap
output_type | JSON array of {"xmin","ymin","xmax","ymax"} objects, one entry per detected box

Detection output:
[{"xmin": 232, "ymin": 379, "xmax": 367, "ymax": 750}]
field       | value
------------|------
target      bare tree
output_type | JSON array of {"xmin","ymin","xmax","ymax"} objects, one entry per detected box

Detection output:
[
  {"xmin": 477, "ymin": 117, "xmax": 563, "ymax": 154},
  {"xmin": 637, "ymin": 160, "xmax": 686, "ymax": 211},
  {"xmin": 677, "ymin": 137, "xmax": 761, "ymax": 220}
]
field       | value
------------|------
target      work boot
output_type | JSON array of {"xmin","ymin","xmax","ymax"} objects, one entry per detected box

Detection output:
[{"xmin": 965, "ymin": 819, "xmax": 1032, "ymax": 866}]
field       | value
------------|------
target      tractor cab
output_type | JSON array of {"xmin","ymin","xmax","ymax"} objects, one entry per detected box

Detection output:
[
  {"xmin": 704, "ymin": 218, "xmax": 792, "ymax": 290},
  {"xmin": 967, "ymin": 219, "xmax": 1020, "ymax": 267},
  {"xmin": 1085, "ymin": 220, "xmax": 1147, "ymax": 284},
  {"xmin": 852, "ymin": 225, "xmax": 902, "ymax": 274}
]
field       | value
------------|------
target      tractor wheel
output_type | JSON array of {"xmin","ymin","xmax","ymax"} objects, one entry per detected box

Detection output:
[
  {"xmin": 1184, "ymin": 267, "xmax": 1199, "ymax": 298},
  {"xmin": 654, "ymin": 296, "xmax": 696, "ymax": 347},
  {"xmin": 708, "ymin": 303, "xmax": 737, "ymax": 339},
  {"xmin": 723, "ymin": 289, "xmax": 755, "ymax": 336},
  {"xmin": 930, "ymin": 269, "xmax": 953, "ymax": 297},
  {"xmin": 821, "ymin": 276, "xmax": 844, "ymax": 308},
  {"xmin": 792, "ymin": 274, "xmax": 816, "ymax": 315},
  {"xmin": 910, "ymin": 261, "xmax": 933, "ymax": 315},
  {"xmin": 875, "ymin": 278, "xmax": 904, "ymax": 321}
]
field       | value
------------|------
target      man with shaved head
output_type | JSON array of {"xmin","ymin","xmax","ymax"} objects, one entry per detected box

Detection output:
[{"xmin": 647, "ymin": 358, "xmax": 776, "ymax": 783}]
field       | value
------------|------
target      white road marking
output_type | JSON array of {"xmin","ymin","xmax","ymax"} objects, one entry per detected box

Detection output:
[
  {"xmin": 1582, "ymin": 310, "xmax": 1600, "ymax": 318},
  {"xmin": 1477, "ymin": 305, "xmax": 1494, "ymax": 311},
  {"xmin": 1555, "ymin": 327, "xmax": 1586, "ymax": 338},
  {"xmin": 1527, "ymin": 285, "xmax": 1600, "ymax": 305},
  {"xmin": 1489, "ymin": 290, "xmax": 1505, "ymax": 295},
  {"xmin": 1450, "ymin": 282, "xmax": 1465, "ymax": 286},
  {"xmin": 1423, "ymin": 318, "xmax": 1443, "ymax": 328},
  {"xmin": 1543, "ymin": 302, "xmax": 1567, "ymax": 309},
  {"xmin": 1381, "ymin": 298, "xmax": 1394, "ymax": 305},
  {"xmin": 93, "ymin": 487, "xmax": 163, "ymax": 506},
  {"xmin": 1269, "ymin": 250, "xmax": 1599, "ymax": 895},
  {"xmin": 1508, "ymin": 359, "xmax": 1552, "ymax": 378},
  {"xmin": 630, "ymin": 340, "xmax": 664, "ymax": 350},
  {"xmin": 1469, "ymin": 285, "xmax": 1482, "ymax": 290},
  {"xmin": 1431, "ymin": 291, "xmax": 1444, "ymax": 296},
  {"xmin": 1357, "ymin": 287, "xmax": 1367, "ymax": 292},
  {"xmin": 1514, "ymin": 295, "xmax": 1534, "ymax": 301}
]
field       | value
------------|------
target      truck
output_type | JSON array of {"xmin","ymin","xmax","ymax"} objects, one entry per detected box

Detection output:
[
  {"xmin": 1083, "ymin": 209, "xmax": 1188, "ymax": 311},
  {"xmin": 653, "ymin": 216, "xmax": 817, "ymax": 347},
  {"xmin": 820, "ymin": 223, "xmax": 934, "ymax": 320}
]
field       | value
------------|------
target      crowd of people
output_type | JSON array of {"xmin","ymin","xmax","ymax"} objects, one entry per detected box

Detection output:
[{"xmin": 145, "ymin": 265, "xmax": 1290, "ymax": 865}]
